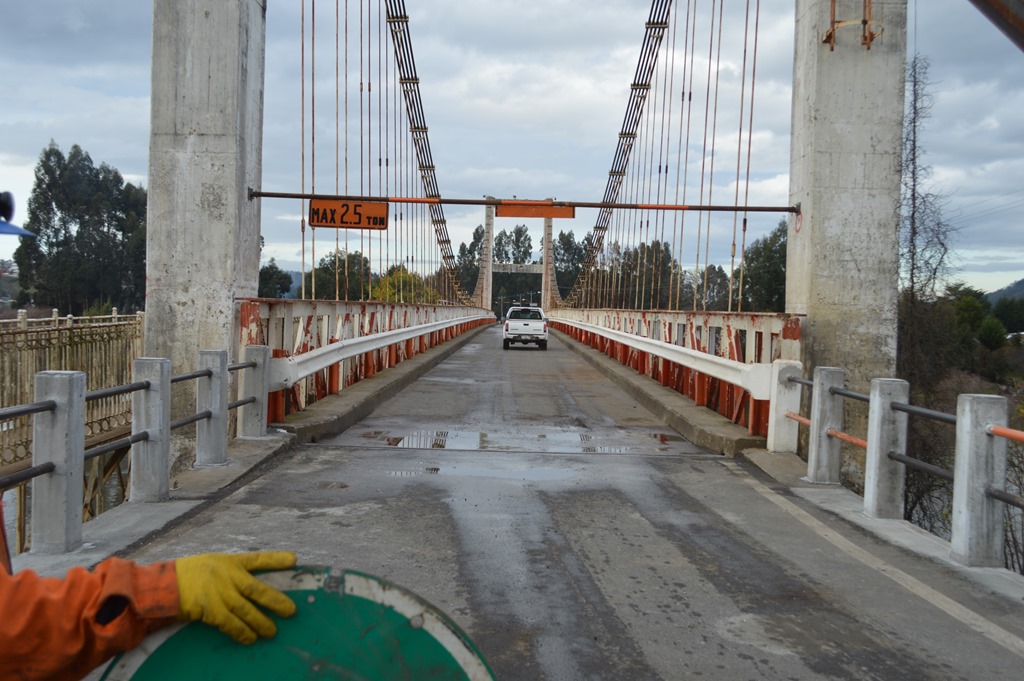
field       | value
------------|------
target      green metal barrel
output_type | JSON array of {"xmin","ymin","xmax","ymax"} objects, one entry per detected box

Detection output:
[{"xmin": 101, "ymin": 566, "xmax": 495, "ymax": 680}]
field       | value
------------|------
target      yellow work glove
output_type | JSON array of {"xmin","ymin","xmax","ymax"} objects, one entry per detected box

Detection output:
[{"xmin": 175, "ymin": 551, "xmax": 298, "ymax": 645}]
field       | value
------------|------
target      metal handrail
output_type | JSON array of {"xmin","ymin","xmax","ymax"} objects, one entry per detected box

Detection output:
[
  {"xmin": 891, "ymin": 401, "xmax": 957, "ymax": 425},
  {"xmin": 0, "ymin": 357, "xmax": 262, "ymax": 520},
  {"xmin": 171, "ymin": 411, "xmax": 213, "ymax": 431},
  {"xmin": 986, "ymin": 486, "xmax": 1024, "ymax": 512},
  {"xmin": 0, "ymin": 400, "xmax": 57, "ymax": 420},
  {"xmin": 887, "ymin": 452, "xmax": 954, "ymax": 482},
  {"xmin": 172, "ymin": 369, "xmax": 214, "ymax": 384},
  {"xmin": 790, "ymin": 374, "xmax": 1023, "ymax": 522},
  {"xmin": 229, "ymin": 396, "xmax": 257, "ymax": 411},
  {"xmin": 0, "ymin": 462, "xmax": 56, "ymax": 490},
  {"xmin": 829, "ymin": 386, "xmax": 868, "ymax": 402},
  {"xmin": 989, "ymin": 424, "xmax": 1024, "ymax": 444},
  {"xmin": 86, "ymin": 381, "xmax": 151, "ymax": 401},
  {"xmin": 84, "ymin": 432, "xmax": 151, "ymax": 461}
]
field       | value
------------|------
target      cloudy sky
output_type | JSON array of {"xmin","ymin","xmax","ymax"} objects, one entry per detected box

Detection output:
[{"xmin": 1, "ymin": 0, "xmax": 1022, "ymax": 294}]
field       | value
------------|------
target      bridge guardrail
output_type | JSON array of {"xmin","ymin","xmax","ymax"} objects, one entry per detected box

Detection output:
[
  {"xmin": 239, "ymin": 299, "xmax": 493, "ymax": 417},
  {"xmin": 268, "ymin": 315, "xmax": 494, "ymax": 391},
  {"xmin": 786, "ymin": 367, "xmax": 1024, "ymax": 568},
  {"xmin": 548, "ymin": 309, "xmax": 803, "ymax": 439},
  {"xmin": 0, "ymin": 348, "xmax": 271, "ymax": 557}
]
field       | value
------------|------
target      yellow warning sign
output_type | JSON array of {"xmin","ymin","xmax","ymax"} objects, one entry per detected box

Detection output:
[{"xmin": 309, "ymin": 199, "xmax": 388, "ymax": 230}]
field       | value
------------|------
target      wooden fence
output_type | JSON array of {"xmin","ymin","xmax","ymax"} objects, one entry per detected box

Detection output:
[{"xmin": 1, "ymin": 310, "xmax": 144, "ymax": 475}]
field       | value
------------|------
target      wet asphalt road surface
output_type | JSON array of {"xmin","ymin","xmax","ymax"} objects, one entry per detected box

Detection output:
[{"xmin": 125, "ymin": 328, "xmax": 1024, "ymax": 679}]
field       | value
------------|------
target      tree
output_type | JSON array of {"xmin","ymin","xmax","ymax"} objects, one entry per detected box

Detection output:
[
  {"xmin": 899, "ymin": 56, "xmax": 955, "ymax": 303},
  {"xmin": 993, "ymin": 297, "xmax": 1024, "ymax": 334},
  {"xmin": 739, "ymin": 219, "xmax": 787, "ymax": 312},
  {"xmin": 509, "ymin": 224, "xmax": 532, "ymax": 264},
  {"xmin": 456, "ymin": 225, "xmax": 484, "ymax": 294},
  {"xmin": 953, "ymin": 294, "xmax": 988, "ymax": 335},
  {"xmin": 553, "ymin": 230, "xmax": 586, "ymax": 296},
  {"xmin": 15, "ymin": 142, "xmax": 147, "ymax": 314},
  {"xmin": 892, "ymin": 56, "xmax": 961, "ymax": 537},
  {"xmin": 896, "ymin": 55, "xmax": 959, "ymax": 391},
  {"xmin": 698, "ymin": 265, "xmax": 732, "ymax": 311},
  {"xmin": 493, "ymin": 229, "xmax": 511, "ymax": 263},
  {"xmin": 665, "ymin": 264, "xmax": 732, "ymax": 312},
  {"xmin": 977, "ymin": 315, "xmax": 1007, "ymax": 352},
  {"xmin": 259, "ymin": 258, "xmax": 293, "ymax": 298},
  {"xmin": 376, "ymin": 265, "xmax": 438, "ymax": 303},
  {"xmin": 303, "ymin": 250, "xmax": 372, "ymax": 301}
]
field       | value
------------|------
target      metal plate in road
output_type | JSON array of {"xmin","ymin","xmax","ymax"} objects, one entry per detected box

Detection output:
[{"xmin": 320, "ymin": 425, "xmax": 709, "ymax": 456}]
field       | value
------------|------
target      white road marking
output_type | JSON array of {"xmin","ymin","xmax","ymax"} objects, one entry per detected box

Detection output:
[{"xmin": 725, "ymin": 461, "xmax": 1024, "ymax": 659}]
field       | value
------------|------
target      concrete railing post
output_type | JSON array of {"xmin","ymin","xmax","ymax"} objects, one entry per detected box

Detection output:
[
  {"xmin": 805, "ymin": 366, "xmax": 844, "ymax": 484},
  {"xmin": 767, "ymin": 360, "xmax": 803, "ymax": 454},
  {"xmin": 864, "ymin": 378, "xmax": 909, "ymax": 519},
  {"xmin": 951, "ymin": 394, "xmax": 1008, "ymax": 567},
  {"xmin": 239, "ymin": 345, "xmax": 270, "ymax": 438},
  {"xmin": 30, "ymin": 371, "xmax": 86, "ymax": 554},
  {"xmin": 196, "ymin": 350, "xmax": 228, "ymax": 465},
  {"xmin": 129, "ymin": 358, "xmax": 172, "ymax": 502}
]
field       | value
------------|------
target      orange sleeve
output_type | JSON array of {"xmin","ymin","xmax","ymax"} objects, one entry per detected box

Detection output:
[{"xmin": 0, "ymin": 557, "xmax": 180, "ymax": 681}]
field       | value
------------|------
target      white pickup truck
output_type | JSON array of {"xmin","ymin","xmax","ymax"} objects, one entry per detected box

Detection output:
[{"xmin": 502, "ymin": 305, "xmax": 548, "ymax": 350}]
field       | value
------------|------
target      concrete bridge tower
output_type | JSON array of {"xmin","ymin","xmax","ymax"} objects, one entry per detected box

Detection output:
[
  {"xmin": 787, "ymin": 0, "xmax": 907, "ymax": 482},
  {"xmin": 145, "ymin": 0, "xmax": 266, "ymax": 468},
  {"xmin": 540, "ymin": 215, "xmax": 558, "ymax": 312},
  {"xmin": 787, "ymin": 0, "xmax": 907, "ymax": 387},
  {"xmin": 474, "ymin": 199, "xmax": 559, "ymax": 313},
  {"xmin": 479, "ymin": 201, "xmax": 495, "ymax": 310}
]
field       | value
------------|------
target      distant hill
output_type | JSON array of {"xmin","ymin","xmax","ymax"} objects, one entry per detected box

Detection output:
[{"xmin": 988, "ymin": 278, "xmax": 1024, "ymax": 303}]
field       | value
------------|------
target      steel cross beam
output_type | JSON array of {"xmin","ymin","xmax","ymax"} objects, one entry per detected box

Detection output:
[
  {"xmin": 968, "ymin": 0, "xmax": 1024, "ymax": 52},
  {"xmin": 249, "ymin": 189, "xmax": 798, "ymax": 215}
]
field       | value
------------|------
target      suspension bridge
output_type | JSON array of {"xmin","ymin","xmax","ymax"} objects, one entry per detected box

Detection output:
[{"xmin": 3, "ymin": 1, "xmax": 1024, "ymax": 678}]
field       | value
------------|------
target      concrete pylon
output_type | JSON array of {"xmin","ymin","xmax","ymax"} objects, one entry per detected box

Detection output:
[
  {"xmin": 471, "ymin": 201, "xmax": 495, "ymax": 310},
  {"xmin": 482, "ymin": 201, "xmax": 494, "ymax": 311},
  {"xmin": 541, "ymin": 215, "xmax": 556, "ymax": 311},
  {"xmin": 145, "ymin": 1, "xmax": 266, "ymax": 468},
  {"xmin": 787, "ymin": 0, "xmax": 907, "ymax": 385},
  {"xmin": 787, "ymin": 0, "xmax": 907, "ymax": 484}
]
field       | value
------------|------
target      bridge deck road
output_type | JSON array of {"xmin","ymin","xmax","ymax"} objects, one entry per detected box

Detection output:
[{"xmin": 123, "ymin": 327, "xmax": 1024, "ymax": 680}]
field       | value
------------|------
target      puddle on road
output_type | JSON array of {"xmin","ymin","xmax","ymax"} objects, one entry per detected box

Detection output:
[
  {"xmin": 314, "ymin": 480, "xmax": 350, "ymax": 489},
  {"xmin": 387, "ymin": 466, "xmax": 574, "ymax": 482},
  {"xmin": 438, "ymin": 466, "xmax": 574, "ymax": 481},
  {"xmin": 360, "ymin": 429, "xmax": 680, "ymax": 454}
]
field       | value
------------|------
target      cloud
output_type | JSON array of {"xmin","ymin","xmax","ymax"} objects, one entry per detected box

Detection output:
[{"xmin": 2, "ymin": 0, "xmax": 1022, "ymax": 295}]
